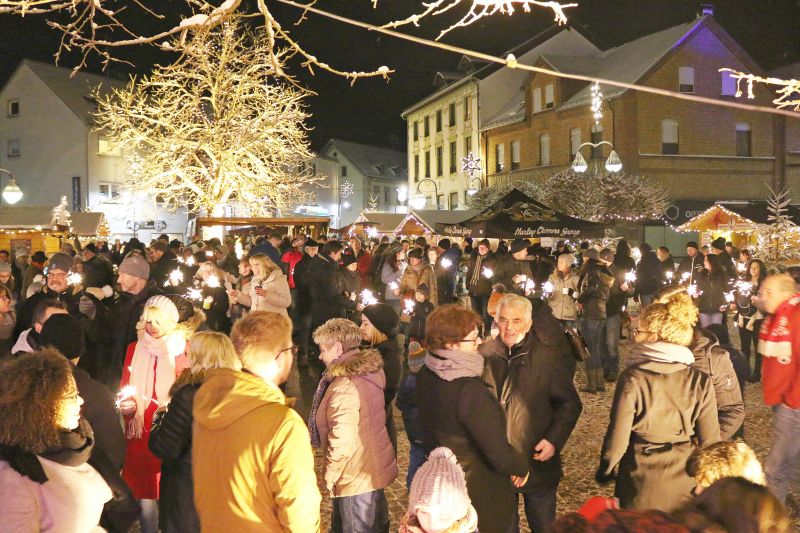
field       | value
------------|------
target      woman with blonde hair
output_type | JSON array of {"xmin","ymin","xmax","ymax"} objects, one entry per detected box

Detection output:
[
  {"xmin": 597, "ymin": 292, "xmax": 720, "ymax": 512},
  {"xmin": 235, "ymin": 253, "xmax": 291, "ymax": 316},
  {"xmin": 548, "ymin": 253, "xmax": 579, "ymax": 327},
  {"xmin": 149, "ymin": 331, "xmax": 242, "ymax": 533},
  {"xmin": 118, "ymin": 295, "xmax": 191, "ymax": 533}
]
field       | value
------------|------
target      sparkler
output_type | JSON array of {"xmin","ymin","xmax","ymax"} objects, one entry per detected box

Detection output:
[
  {"xmin": 403, "ymin": 299, "xmax": 415, "ymax": 315},
  {"xmin": 67, "ymin": 272, "xmax": 83, "ymax": 286},
  {"xmin": 687, "ymin": 284, "xmax": 702, "ymax": 298},
  {"xmin": 388, "ymin": 281, "xmax": 399, "ymax": 291},
  {"xmin": 360, "ymin": 289, "xmax": 378, "ymax": 306},
  {"xmin": 440, "ymin": 258, "xmax": 453, "ymax": 269},
  {"xmin": 541, "ymin": 280, "xmax": 554, "ymax": 296},
  {"xmin": 169, "ymin": 269, "xmax": 184, "ymax": 285},
  {"xmin": 115, "ymin": 385, "xmax": 138, "ymax": 409},
  {"xmin": 523, "ymin": 279, "xmax": 536, "ymax": 293},
  {"xmin": 207, "ymin": 274, "xmax": 220, "ymax": 288},
  {"xmin": 735, "ymin": 280, "xmax": 754, "ymax": 296},
  {"xmin": 624, "ymin": 272, "xmax": 637, "ymax": 283},
  {"xmin": 680, "ymin": 272, "xmax": 691, "ymax": 283},
  {"xmin": 205, "ymin": 251, "xmax": 214, "ymax": 258},
  {"xmin": 185, "ymin": 256, "xmax": 196, "ymax": 267},
  {"xmin": 187, "ymin": 288, "xmax": 203, "ymax": 300},
  {"xmin": 366, "ymin": 227, "xmax": 379, "ymax": 239},
  {"xmin": 482, "ymin": 267, "xmax": 494, "ymax": 279},
  {"xmin": 665, "ymin": 271, "xmax": 674, "ymax": 282},
  {"xmin": 631, "ymin": 247, "xmax": 642, "ymax": 263},
  {"xmin": 737, "ymin": 262, "xmax": 747, "ymax": 273},
  {"xmin": 724, "ymin": 291, "xmax": 735, "ymax": 303},
  {"xmin": 235, "ymin": 240, "xmax": 244, "ymax": 260}
]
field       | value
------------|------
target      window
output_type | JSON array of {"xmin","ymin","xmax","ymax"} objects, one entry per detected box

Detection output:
[
  {"xmin": 495, "ymin": 143, "xmax": 505, "ymax": 173},
  {"xmin": 449, "ymin": 103, "xmax": 456, "ymax": 127},
  {"xmin": 7, "ymin": 99, "xmax": 19, "ymax": 117},
  {"xmin": 679, "ymin": 67, "xmax": 695, "ymax": 93},
  {"xmin": 721, "ymin": 71, "xmax": 737, "ymax": 96},
  {"xmin": 736, "ymin": 122, "xmax": 752, "ymax": 157},
  {"xmin": 511, "ymin": 140, "xmax": 521, "ymax": 170},
  {"xmin": 310, "ymin": 163, "xmax": 317, "ymax": 176},
  {"xmin": 98, "ymin": 182, "xmax": 120, "ymax": 200},
  {"xmin": 425, "ymin": 151, "xmax": 431, "ymax": 177},
  {"xmin": 533, "ymin": 87, "xmax": 543, "ymax": 113},
  {"xmin": 424, "ymin": 116, "xmax": 430, "ymax": 137},
  {"xmin": 384, "ymin": 187, "xmax": 390, "ymax": 204},
  {"xmin": 590, "ymin": 124, "xmax": 603, "ymax": 159},
  {"xmin": 449, "ymin": 191, "xmax": 459, "ymax": 209},
  {"xmin": 437, "ymin": 194, "xmax": 445, "ymax": 209},
  {"xmin": 464, "ymin": 96, "xmax": 471, "ymax": 120},
  {"xmin": 436, "ymin": 146, "xmax": 443, "ymax": 176},
  {"xmin": 341, "ymin": 165, "xmax": 348, "ymax": 177},
  {"xmin": 539, "ymin": 134, "xmax": 551, "ymax": 166},
  {"xmin": 413, "ymin": 121, "xmax": 419, "ymax": 141},
  {"xmin": 545, "ymin": 84, "xmax": 554, "ymax": 109},
  {"xmin": 449, "ymin": 141, "xmax": 457, "ymax": 173},
  {"xmin": 413, "ymin": 154, "xmax": 419, "ymax": 181},
  {"xmin": 662, "ymin": 119, "xmax": 679, "ymax": 154},
  {"xmin": 569, "ymin": 128, "xmax": 582, "ymax": 159},
  {"xmin": 436, "ymin": 110, "xmax": 442, "ymax": 132},
  {"xmin": 465, "ymin": 136, "xmax": 472, "ymax": 155},
  {"xmin": 98, "ymin": 135, "xmax": 122, "ymax": 157},
  {"xmin": 6, "ymin": 139, "xmax": 20, "ymax": 157}
]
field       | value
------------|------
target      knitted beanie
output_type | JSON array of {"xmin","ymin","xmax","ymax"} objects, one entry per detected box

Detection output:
[
  {"xmin": 408, "ymin": 447, "xmax": 474, "ymax": 525},
  {"xmin": 711, "ymin": 236, "xmax": 726, "ymax": 251},
  {"xmin": 39, "ymin": 314, "xmax": 85, "ymax": 360},
  {"xmin": 119, "ymin": 254, "xmax": 150, "ymax": 280},
  {"xmin": 415, "ymin": 283, "xmax": 430, "ymax": 297},
  {"xmin": 362, "ymin": 303, "xmax": 399, "ymax": 337},
  {"xmin": 0, "ymin": 262, "xmax": 11, "ymax": 274},
  {"xmin": 47, "ymin": 252, "xmax": 73, "ymax": 273},
  {"xmin": 407, "ymin": 341, "xmax": 426, "ymax": 372},
  {"xmin": 511, "ymin": 238, "xmax": 530, "ymax": 254},
  {"xmin": 145, "ymin": 295, "xmax": 180, "ymax": 324}
]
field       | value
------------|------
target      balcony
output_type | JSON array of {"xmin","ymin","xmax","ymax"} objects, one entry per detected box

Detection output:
[{"xmin": 487, "ymin": 163, "xmax": 569, "ymax": 188}]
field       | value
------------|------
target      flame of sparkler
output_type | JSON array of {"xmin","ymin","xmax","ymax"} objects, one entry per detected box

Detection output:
[
  {"xmin": 440, "ymin": 258, "xmax": 453, "ymax": 269},
  {"xmin": 482, "ymin": 267, "xmax": 494, "ymax": 278},
  {"xmin": 207, "ymin": 274, "xmax": 220, "ymax": 288},
  {"xmin": 360, "ymin": 289, "xmax": 378, "ymax": 307},
  {"xmin": 67, "ymin": 272, "xmax": 83, "ymax": 286}
]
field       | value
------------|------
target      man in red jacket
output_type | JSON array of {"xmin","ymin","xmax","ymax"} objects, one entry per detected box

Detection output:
[{"xmin": 758, "ymin": 273, "xmax": 800, "ymax": 504}]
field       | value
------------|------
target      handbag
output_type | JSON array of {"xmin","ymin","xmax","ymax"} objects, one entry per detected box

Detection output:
[{"xmin": 564, "ymin": 325, "xmax": 591, "ymax": 362}]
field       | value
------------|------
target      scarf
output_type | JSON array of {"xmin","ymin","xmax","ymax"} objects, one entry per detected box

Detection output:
[
  {"xmin": 759, "ymin": 293, "xmax": 800, "ymax": 365},
  {"xmin": 425, "ymin": 349, "xmax": 484, "ymax": 381},
  {"xmin": 126, "ymin": 331, "xmax": 185, "ymax": 439},
  {"xmin": 308, "ymin": 348, "xmax": 360, "ymax": 447},
  {"xmin": 626, "ymin": 341, "xmax": 696, "ymax": 368},
  {"xmin": 469, "ymin": 254, "xmax": 485, "ymax": 286}
]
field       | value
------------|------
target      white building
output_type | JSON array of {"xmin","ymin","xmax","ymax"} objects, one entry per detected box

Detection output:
[
  {"xmin": 0, "ymin": 60, "xmax": 188, "ymax": 242},
  {"xmin": 402, "ymin": 25, "xmax": 599, "ymax": 209}
]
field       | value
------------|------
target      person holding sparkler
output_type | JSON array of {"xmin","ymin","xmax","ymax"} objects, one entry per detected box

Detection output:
[
  {"xmin": 381, "ymin": 246, "xmax": 407, "ymax": 316},
  {"xmin": 734, "ymin": 259, "xmax": 767, "ymax": 382},
  {"xmin": 697, "ymin": 255, "xmax": 727, "ymax": 328},
  {"xmin": 466, "ymin": 239, "xmax": 496, "ymax": 335}
]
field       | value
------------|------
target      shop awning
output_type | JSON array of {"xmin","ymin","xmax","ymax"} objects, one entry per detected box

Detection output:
[{"xmin": 394, "ymin": 209, "xmax": 479, "ymax": 236}]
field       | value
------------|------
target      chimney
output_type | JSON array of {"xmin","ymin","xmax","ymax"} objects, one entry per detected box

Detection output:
[{"xmin": 701, "ymin": 3, "xmax": 714, "ymax": 16}]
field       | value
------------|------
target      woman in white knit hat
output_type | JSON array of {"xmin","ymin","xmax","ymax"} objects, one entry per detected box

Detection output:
[
  {"xmin": 400, "ymin": 447, "xmax": 478, "ymax": 533},
  {"xmin": 117, "ymin": 295, "xmax": 191, "ymax": 533}
]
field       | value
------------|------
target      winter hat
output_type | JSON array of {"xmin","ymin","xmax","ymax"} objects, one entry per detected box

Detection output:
[
  {"xmin": 599, "ymin": 248, "xmax": 615, "ymax": 264},
  {"xmin": 415, "ymin": 283, "xmax": 430, "ymax": 297},
  {"xmin": 408, "ymin": 447, "xmax": 476, "ymax": 527},
  {"xmin": 438, "ymin": 238, "xmax": 451, "ymax": 249},
  {"xmin": 341, "ymin": 254, "xmax": 358, "ymax": 268},
  {"xmin": 150, "ymin": 240, "xmax": 169, "ymax": 253},
  {"xmin": 119, "ymin": 254, "xmax": 150, "ymax": 280},
  {"xmin": 686, "ymin": 241, "xmax": 699, "ymax": 250},
  {"xmin": 584, "ymin": 248, "xmax": 599, "ymax": 261},
  {"xmin": 144, "ymin": 295, "xmax": 180, "ymax": 325},
  {"xmin": 84, "ymin": 242, "xmax": 99, "ymax": 255},
  {"xmin": 31, "ymin": 251, "xmax": 47, "ymax": 263},
  {"xmin": 510, "ymin": 238, "xmax": 530, "ymax": 254},
  {"xmin": 215, "ymin": 244, "xmax": 230, "ymax": 256},
  {"xmin": 47, "ymin": 253, "xmax": 73, "ymax": 273},
  {"xmin": 305, "ymin": 238, "xmax": 320, "ymax": 248},
  {"xmin": 0, "ymin": 262, "xmax": 11, "ymax": 274},
  {"xmin": 169, "ymin": 239, "xmax": 183, "ymax": 249},
  {"xmin": 362, "ymin": 303, "xmax": 400, "ymax": 337},
  {"xmin": 39, "ymin": 314, "xmax": 85, "ymax": 360},
  {"xmin": 408, "ymin": 341, "xmax": 426, "ymax": 372},
  {"xmin": 711, "ymin": 237, "xmax": 726, "ymax": 251}
]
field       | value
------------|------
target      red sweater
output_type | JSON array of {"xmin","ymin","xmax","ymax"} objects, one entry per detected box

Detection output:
[
  {"xmin": 762, "ymin": 305, "xmax": 800, "ymax": 408},
  {"xmin": 281, "ymin": 250, "xmax": 303, "ymax": 288}
]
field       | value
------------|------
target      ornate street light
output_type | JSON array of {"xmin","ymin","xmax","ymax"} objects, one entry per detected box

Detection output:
[
  {"xmin": 0, "ymin": 168, "xmax": 23, "ymax": 204},
  {"xmin": 571, "ymin": 141, "xmax": 622, "ymax": 174},
  {"xmin": 466, "ymin": 177, "xmax": 484, "ymax": 196},
  {"xmin": 412, "ymin": 178, "xmax": 439, "ymax": 210}
]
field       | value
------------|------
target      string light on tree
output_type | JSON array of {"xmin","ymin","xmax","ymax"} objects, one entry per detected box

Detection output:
[
  {"xmin": 719, "ymin": 68, "xmax": 800, "ymax": 111},
  {"xmin": 591, "ymin": 82, "xmax": 603, "ymax": 125},
  {"xmin": 339, "ymin": 180, "xmax": 354, "ymax": 199}
]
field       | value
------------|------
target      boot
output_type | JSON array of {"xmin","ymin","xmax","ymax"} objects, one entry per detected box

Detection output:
[{"xmin": 581, "ymin": 368, "xmax": 605, "ymax": 393}]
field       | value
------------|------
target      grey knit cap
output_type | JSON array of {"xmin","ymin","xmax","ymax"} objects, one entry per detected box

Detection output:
[
  {"xmin": 47, "ymin": 253, "xmax": 73, "ymax": 273},
  {"xmin": 119, "ymin": 254, "xmax": 150, "ymax": 280}
]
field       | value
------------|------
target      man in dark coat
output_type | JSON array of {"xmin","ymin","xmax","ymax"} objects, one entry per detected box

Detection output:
[
  {"xmin": 213, "ymin": 244, "xmax": 239, "ymax": 277},
  {"xmin": 600, "ymin": 248, "xmax": 634, "ymax": 382},
  {"xmin": 435, "ymin": 238, "xmax": 461, "ymax": 305},
  {"xmin": 494, "ymin": 238, "xmax": 534, "ymax": 296},
  {"xmin": 466, "ymin": 239, "xmax": 496, "ymax": 333},
  {"xmin": 248, "ymin": 232, "xmax": 282, "ymax": 265},
  {"xmin": 578, "ymin": 250, "xmax": 615, "ymax": 392},
  {"xmin": 480, "ymin": 294, "xmax": 582, "ymax": 532},
  {"xmin": 16, "ymin": 252, "xmax": 82, "ymax": 336},
  {"xmin": 308, "ymin": 241, "xmax": 355, "ymax": 337},
  {"xmin": 292, "ymin": 239, "xmax": 323, "ymax": 365},
  {"xmin": 633, "ymin": 243, "xmax": 661, "ymax": 307},
  {"xmin": 21, "ymin": 250, "xmax": 47, "ymax": 301},
  {"xmin": 677, "ymin": 241, "xmax": 704, "ymax": 284},
  {"xmin": 148, "ymin": 240, "xmax": 182, "ymax": 288},
  {"xmin": 710, "ymin": 237, "xmax": 735, "ymax": 285},
  {"xmin": 82, "ymin": 243, "xmax": 115, "ymax": 289}
]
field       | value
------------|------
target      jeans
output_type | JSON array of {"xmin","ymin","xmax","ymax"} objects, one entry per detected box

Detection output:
[
  {"xmin": 639, "ymin": 294, "xmax": 654, "ymax": 308},
  {"xmin": 510, "ymin": 486, "xmax": 557, "ymax": 533},
  {"xmin": 602, "ymin": 314, "xmax": 621, "ymax": 378},
  {"xmin": 331, "ymin": 489, "xmax": 390, "ymax": 533},
  {"xmin": 579, "ymin": 317, "xmax": 606, "ymax": 371},
  {"xmin": 406, "ymin": 443, "xmax": 427, "ymax": 490},
  {"xmin": 700, "ymin": 312, "xmax": 723, "ymax": 328},
  {"xmin": 296, "ymin": 312, "xmax": 313, "ymax": 357},
  {"xmin": 470, "ymin": 294, "xmax": 492, "ymax": 335},
  {"xmin": 765, "ymin": 404, "xmax": 800, "ymax": 503}
]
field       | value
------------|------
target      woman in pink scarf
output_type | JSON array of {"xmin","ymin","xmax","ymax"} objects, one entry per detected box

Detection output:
[{"xmin": 118, "ymin": 295, "xmax": 190, "ymax": 533}]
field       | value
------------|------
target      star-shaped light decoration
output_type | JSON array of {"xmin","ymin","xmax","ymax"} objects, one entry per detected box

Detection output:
[{"xmin": 462, "ymin": 152, "xmax": 481, "ymax": 177}]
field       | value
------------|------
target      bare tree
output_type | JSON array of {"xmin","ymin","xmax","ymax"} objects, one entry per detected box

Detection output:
[
  {"xmin": 753, "ymin": 186, "xmax": 800, "ymax": 271},
  {"xmin": 93, "ymin": 15, "xmax": 321, "ymax": 217}
]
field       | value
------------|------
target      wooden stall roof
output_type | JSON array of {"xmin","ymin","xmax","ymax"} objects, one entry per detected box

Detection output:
[
  {"xmin": 196, "ymin": 216, "xmax": 330, "ymax": 228},
  {"xmin": 0, "ymin": 205, "xmax": 54, "ymax": 230},
  {"xmin": 352, "ymin": 212, "xmax": 406, "ymax": 232},
  {"xmin": 395, "ymin": 209, "xmax": 480, "ymax": 235},
  {"xmin": 71, "ymin": 212, "xmax": 109, "ymax": 236}
]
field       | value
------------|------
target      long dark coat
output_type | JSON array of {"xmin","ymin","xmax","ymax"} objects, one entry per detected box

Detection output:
[{"xmin": 309, "ymin": 255, "xmax": 355, "ymax": 332}]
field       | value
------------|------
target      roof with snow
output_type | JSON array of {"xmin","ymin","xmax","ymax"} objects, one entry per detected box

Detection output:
[
  {"xmin": 21, "ymin": 59, "xmax": 127, "ymax": 125},
  {"xmin": 324, "ymin": 139, "xmax": 407, "ymax": 180},
  {"xmin": 352, "ymin": 211, "xmax": 406, "ymax": 231}
]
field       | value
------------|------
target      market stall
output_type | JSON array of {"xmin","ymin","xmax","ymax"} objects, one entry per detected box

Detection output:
[
  {"xmin": 71, "ymin": 212, "xmax": 111, "ymax": 238},
  {"xmin": 394, "ymin": 209, "xmax": 479, "ymax": 237},
  {"xmin": 675, "ymin": 201, "xmax": 800, "ymax": 247},
  {"xmin": 0, "ymin": 203, "xmax": 69, "ymax": 254},
  {"xmin": 435, "ymin": 188, "xmax": 607, "ymax": 239},
  {"xmin": 342, "ymin": 212, "xmax": 406, "ymax": 238},
  {"xmin": 195, "ymin": 216, "xmax": 330, "ymax": 240}
]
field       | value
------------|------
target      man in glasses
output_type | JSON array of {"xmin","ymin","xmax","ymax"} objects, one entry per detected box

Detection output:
[
  {"xmin": 479, "ymin": 293, "xmax": 582, "ymax": 533},
  {"xmin": 16, "ymin": 252, "xmax": 81, "ymax": 337}
]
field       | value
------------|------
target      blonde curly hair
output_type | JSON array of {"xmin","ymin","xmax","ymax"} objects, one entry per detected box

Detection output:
[{"xmin": 639, "ymin": 292, "xmax": 698, "ymax": 346}]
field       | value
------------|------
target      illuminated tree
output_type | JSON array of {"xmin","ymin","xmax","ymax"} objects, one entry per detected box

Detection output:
[
  {"xmin": 93, "ymin": 15, "xmax": 320, "ymax": 216},
  {"xmin": 753, "ymin": 186, "xmax": 800, "ymax": 270}
]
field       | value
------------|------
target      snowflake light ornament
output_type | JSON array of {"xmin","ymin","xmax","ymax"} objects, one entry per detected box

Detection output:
[{"xmin": 462, "ymin": 152, "xmax": 481, "ymax": 177}]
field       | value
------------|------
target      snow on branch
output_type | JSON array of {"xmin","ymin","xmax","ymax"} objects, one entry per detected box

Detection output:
[
  {"xmin": 377, "ymin": 0, "xmax": 577, "ymax": 40},
  {"xmin": 719, "ymin": 68, "xmax": 800, "ymax": 111}
]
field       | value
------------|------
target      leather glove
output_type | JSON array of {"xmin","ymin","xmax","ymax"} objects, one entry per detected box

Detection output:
[{"xmin": 78, "ymin": 295, "xmax": 96, "ymax": 320}]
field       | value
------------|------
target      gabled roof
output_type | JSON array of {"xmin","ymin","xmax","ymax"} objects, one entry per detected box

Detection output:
[
  {"xmin": 19, "ymin": 59, "xmax": 127, "ymax": 125},
  {"xmin": 0, "ymin": 205, "xmax": 56, "ymax": 229},
  {"xmin": 395, "ymin": 209, "xmax": 480, "ymax": 234},
  {"xmin": 323, "ymin": 139, "xmax": 407, "ymax": 180},
  {"xmin": 71, "ymin": 212, "xmax": 110, "ymax": 236},
  {"xmin": 353, "ymin": 211, "xmax": 406, "ymax": 231}
]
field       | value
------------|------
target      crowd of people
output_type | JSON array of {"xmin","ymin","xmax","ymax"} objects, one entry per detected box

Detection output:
[{"xmin": 0, "ymin": 230, "xmax": 798, "ymax": 533}]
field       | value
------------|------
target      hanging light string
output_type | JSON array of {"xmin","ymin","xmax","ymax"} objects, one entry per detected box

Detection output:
[{"xmin": 275, "ymin": 0, "xmax": 799, "ymax": 119}]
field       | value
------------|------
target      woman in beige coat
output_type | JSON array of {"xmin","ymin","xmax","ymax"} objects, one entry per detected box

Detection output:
[
  {"xmin": 310, "ymin": 318, "xmax": 398, "ymax": 533},
  {"xmin": 548, "ymin": 253, "xmax": 579, "ymax": 327},
  {"xmin": 235, "ymin": 254, "xmax": 291, "ymax": 316}
]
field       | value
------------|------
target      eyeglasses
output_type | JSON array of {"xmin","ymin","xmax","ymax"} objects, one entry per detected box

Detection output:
[
  {"xmin": 633, "ymin": 328, "xmax": 654, "ymax": 336},
  {"xmin": 459, "ymin": 333, "xmax": 482, "ymax": 345},
  {"xmin": 47, "ymin": 272, "xmax": 67, "ymax": 279},
  {"xmin": 277, "ymin": 345, "xmax": 299, "ymax": 357}
]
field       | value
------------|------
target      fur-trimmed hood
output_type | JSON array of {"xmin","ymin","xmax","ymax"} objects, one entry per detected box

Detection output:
[{"xmin": 326, "ymin": 348, "xmax": 385, "ymax": 380}]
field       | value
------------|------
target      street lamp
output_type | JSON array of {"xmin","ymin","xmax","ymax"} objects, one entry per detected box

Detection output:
[
  {"xmin": 412, "ymin": 178, "xmax": 439, "ymax": 210},
  {"xmin": 466, "ymin": 177, "xmax": 484, "ymax": 196},
  {"xmin": 0, "ymin": 168, "xmax": 23, "ymax": 204},
  {"xmin": 571, "ymin": 141, "xmax": 622, "ymax": 174}
]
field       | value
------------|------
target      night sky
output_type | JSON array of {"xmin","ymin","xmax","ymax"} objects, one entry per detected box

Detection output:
[{"xmin": 1, "ymin": 0, "xmax": 798, "ymax": 151}]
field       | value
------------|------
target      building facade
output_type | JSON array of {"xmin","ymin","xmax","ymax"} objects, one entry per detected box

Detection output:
[{"xmin": 0, "ymin": 60, "xmax": 187, "ymax": 242}]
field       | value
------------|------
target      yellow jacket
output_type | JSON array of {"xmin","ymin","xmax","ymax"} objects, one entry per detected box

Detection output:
[{"xmin": 192, "ymin": 368, "xmax": 321, "ymax": 532}]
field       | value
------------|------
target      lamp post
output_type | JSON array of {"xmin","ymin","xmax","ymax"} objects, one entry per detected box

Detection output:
[
  {"xmin": 0, "ymin": 168, "xmax": 23, "ymax": 205},
  {"xmin": 571, "ymin": 141, "xmax": 622, "ymax": 174},
  {"xmin": 466, "ymin": 177, "xmax": 484, "ymax": 196},
  {"xmin": 411, "ymin": 178, "xmax": 439, "ymax": 210}
]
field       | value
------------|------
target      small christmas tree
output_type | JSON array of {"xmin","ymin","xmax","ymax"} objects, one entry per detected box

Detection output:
[
  {"xmin": 366, "ymin": 194, "xmax": 380, "ymax": 212},
  {"xmin": 753, "ymin": 186, "xmax": 800, "ymax": 271}
]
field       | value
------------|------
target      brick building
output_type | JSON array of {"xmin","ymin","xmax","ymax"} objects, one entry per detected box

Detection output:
[{"xmin": 483, "ymin": 8, "xmax": 800, "ymax": 205}]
